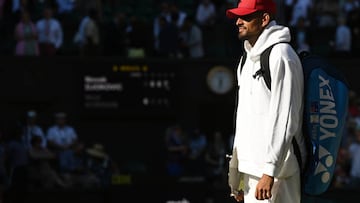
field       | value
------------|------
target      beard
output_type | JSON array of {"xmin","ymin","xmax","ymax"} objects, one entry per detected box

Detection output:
[{"xmin": 238, "ymin": 31, "xmax": 248, "ymax": 40}]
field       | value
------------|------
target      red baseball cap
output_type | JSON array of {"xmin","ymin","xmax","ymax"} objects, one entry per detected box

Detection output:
[{"xmin": 226, "ymin": 0, "xmax": 277, "ymax": 19}]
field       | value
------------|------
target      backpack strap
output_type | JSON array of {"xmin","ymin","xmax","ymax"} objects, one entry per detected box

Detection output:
[
  {"xmin": 293, "ymin": 137, "xmax": 305, "ymax": 194},
  {"xmin": 292, "ymin": 137, "xmax": 303, "ymax": 171},
  {"xmin": 240, "ymin": 44, "xmax": 276, "ymax": 91},
  {"xmin": 259, "ymin": 44, "xmax": 276, "ymax": 91}
]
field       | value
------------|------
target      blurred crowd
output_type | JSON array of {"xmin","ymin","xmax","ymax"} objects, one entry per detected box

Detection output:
[
  {"xmin": 333, "ymin": 90, "xmax": 360, "ymax": 190},
  {"xmin": 0, "ymin": 0, "xmax": 359, "ymax": 58},
  {"xmin": 163, "ymin": 124, "xmax": 231, "ymax": 202},
  {"xmin": 0, "ymin": 110, "xmax": 118, "ymax": 202}
]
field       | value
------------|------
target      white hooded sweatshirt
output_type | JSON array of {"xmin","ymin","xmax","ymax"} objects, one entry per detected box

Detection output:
[{"xmin": 233, "ymin": 21, "xmax": 305, "ymax": 179}]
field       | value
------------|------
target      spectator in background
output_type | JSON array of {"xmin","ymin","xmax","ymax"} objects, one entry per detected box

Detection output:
[
  {"xmin": 293, "ymin": 17, "xmax": 310, "ymax": 53},
  {"xmin": 22, "ymin": 110, "xmax": 46, "ymax": 149},
  {"xmin": 186, "ymin": 128, "xmax": 207, "ymax": 175},
  {"xmin": 55, "ymin": 0, "xmax": 76, "ymax": 20},
  {"xmin": 12, "ymin": 0, "xmax": 34, "ymax": 22},
  {"xmin": 35, "ymin": 6, "xmax": 63, "ymax": 56},
  {"xmin": 169, "ymin": 2, "xmax": 187, "ymax": 29},
  {"xmin": 86, "ymin": 143, "xmax": 112, "ymax": 188},
  {"xmin": 14, "ymin": 9, "xmax": 39, "ymax": 56},
  {"xmin": 27, "ymin": 135, "xmax": 69, "ymax": 189},
  {"xmin": 318, "ymin": 13, "xmax": 336, "ymax": 28},
  {"xmin": 157, "ymin": 15, "xmax": 180, "ymax": 58},
  {"xmin": 4, "ymin": 123, "xmax": 29, "ymax": 203},
  {"xmin": 204, "ymin": 131, "xmax": 226, "ymax": 187},
  {"xmin": 316, "ymin": 0, "xmax": 338, "ymax": 28},
  {"xmin": 195, "ymin": 0, "xmax": 218, "ymax": 57},
  {"xmin": 195, "ymin": 0, "xmax": 216, "ymax": 28},
  {"xmin": 46, "ymin": 112, "xmax": 78, "ymax": 154},
  {"xmin": 73, "ymin": 8, "xmax": 100, "ymax": 56},
  {"xmin": 342, "ymin": 0, "xmax": 359, "ymax": 17},
  {"xmin": 179, "ymin": 16, "xmax": 205, "ymax": 58},
  {"xmin": 58, "ymin": 141, "xmax": 100, "ymax": 189},
  {"xmin": 153, "ymin": 1, "xmax": 172, "ymax": 55},
  {"xmin": 289, "ymin": 0, "xmax": 312, "ymax": 27},
  {"xmin": 103, "ymin": 11, "xmax": 128, "ymax": 57},
  {"xmin": 283, "ymin": 0, "xmax": 296, "ymax": 25},
  {"xmin": 331, "ymin": 16, "xmax": 352, "ymax": 57},
  {"xmin": 164, "ymin": 125, "xmax": 188, "ymax": 177}
]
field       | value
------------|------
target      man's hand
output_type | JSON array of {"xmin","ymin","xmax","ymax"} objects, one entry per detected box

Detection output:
[
  {"xmin": 255, "ymin": 174, "xmax": 274, "ymax": 200},
  {"xmin": 231, "ymin": 190, "xmax": 244, "ymax": 202}
]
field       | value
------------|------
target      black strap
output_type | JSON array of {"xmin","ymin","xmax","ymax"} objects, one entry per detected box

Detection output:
[
  {"xmin": 292, "ymin": 137, "xmax": 305, "ymax": 193},
  {"xmin": 239, "ymin": 44, "xmax": 276, "ymax": 91},
  {"xmin": 292, "ymin": 138, "xmax": 302, "ymax": 171},
  {"xmin": 260, "ymin": 45, "xmax": 274, "ymax": 90}
]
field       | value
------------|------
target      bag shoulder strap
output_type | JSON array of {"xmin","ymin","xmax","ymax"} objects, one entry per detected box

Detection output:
[
  {"xmin": 259, "ymin": 44, "xmax": 275, "ymax": 90},
  {"xmin": 239, "ymin": 43, "xmax": 278, "ymax": 91}
]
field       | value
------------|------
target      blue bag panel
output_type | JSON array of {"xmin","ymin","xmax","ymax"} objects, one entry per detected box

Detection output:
[{"xmin": 303, "ymin": 68, "xmax": 349, "ymax": 195}]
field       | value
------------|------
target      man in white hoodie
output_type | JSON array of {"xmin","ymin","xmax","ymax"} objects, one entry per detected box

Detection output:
[{"xmin": 226, "ymin": 0, "xmax": 305, "ymax": 202}]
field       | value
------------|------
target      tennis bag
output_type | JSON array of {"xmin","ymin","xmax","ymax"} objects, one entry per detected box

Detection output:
[
  {"xmin": 298, "ymin": 50, "xmax": 349, "ymax": 195},
  {"xmin": 240, "ymin": 43, "xmax": 349, "ymax": 195}
]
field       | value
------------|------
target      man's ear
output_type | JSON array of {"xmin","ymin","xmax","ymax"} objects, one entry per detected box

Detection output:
[{"xmin": 261, "ymin": 13, "xmax": 271, "ymax": 27}]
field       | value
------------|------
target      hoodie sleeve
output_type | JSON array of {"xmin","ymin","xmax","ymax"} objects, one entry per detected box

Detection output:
[{"xmin": 262, "ymin": 45, "xmax": 304, "ymax": 177}]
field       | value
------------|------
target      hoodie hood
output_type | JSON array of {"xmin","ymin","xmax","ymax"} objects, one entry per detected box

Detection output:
[{"xmin": 244, "ymin": 21, "xmax": 291, "ymax": 62}]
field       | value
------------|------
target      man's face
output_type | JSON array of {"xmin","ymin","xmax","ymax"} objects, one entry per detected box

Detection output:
[{"xmin": 235, "ymin": 11, "xmax": 266, "ymax": 45}]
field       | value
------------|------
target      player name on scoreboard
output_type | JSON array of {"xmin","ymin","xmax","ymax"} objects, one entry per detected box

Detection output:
[{"xmin": 81, "ymin": 63, "xmax": 177, "ymax": 117}]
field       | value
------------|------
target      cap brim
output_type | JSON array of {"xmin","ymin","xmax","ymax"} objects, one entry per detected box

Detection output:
[{"xmin": 226, "ymin": 7, "xmax": 257, "ymax": 19}]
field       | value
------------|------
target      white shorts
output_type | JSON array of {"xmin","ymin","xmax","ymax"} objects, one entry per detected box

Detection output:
[{"xmin": 243, "ymin": 171, "xmax": 301, "ymax": 203}]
